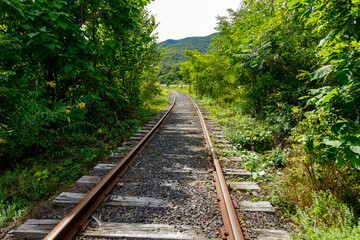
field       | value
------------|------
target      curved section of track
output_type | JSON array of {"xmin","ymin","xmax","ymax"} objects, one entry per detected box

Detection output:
[
  {"xmin": 44, "ymin": 94, "xmax": 176, "ymax": 240},
  {"xmin": 181, "ymin": 92, "xmax": 244, "ymax": 240}
]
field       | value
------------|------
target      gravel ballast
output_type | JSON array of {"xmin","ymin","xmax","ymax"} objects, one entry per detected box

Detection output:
[{"xmin": 92, "ymin": 91, "xmax": 223, "ymax": 238}]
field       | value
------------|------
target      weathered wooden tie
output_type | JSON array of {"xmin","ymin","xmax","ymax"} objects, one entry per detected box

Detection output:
[
  {"xmin": 222, "ymin": 157, "xmax": 243, "ymax": 162},
  {"xmin": 53, "ymin": 192, "xmax": 174, "ymax": 208},
  {"xmin": 94, "ymin": 163, "xmax": 116, "ymax": 171},
  {"xmin": 10, "ymin": 220, "xmax": 209, "ymax": 240},
  {"xmin": 76, "ymin": 176, "xmax": 124, "ymax": 187},
  {"xmin": 254, "ymin": 229, "xmax": 289, "ymax": 240},
  {"xmin": 236, "ymin": 201, "xmax": 275, "ymax": 213},
  {"xmin": 224, "ymin": 169, "xmax": 251, "ymax": 177},
  {"xmin": 229, "ymin": 181, "xmax": 260, "ymax": 191}
]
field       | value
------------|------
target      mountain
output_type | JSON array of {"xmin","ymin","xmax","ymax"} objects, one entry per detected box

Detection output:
[{"xmin": 160, "ymin": 33, "xmax": 217, "ymax": 66}]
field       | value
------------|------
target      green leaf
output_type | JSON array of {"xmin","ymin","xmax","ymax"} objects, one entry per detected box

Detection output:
[
  {"xmin": 63, "ymin": 64, "xmax": 73, "ymax": 73},
  {"xmin": 334, "ymin": 69, "xmax": 352, "ymax": 85},
  {"xmin": 69, "ymin": 108, "xmax": 85, "ymax": 120},
  {"xmin": 287, "ymin": 0, "xmax": 300, "ymax": 8},
  {"xmin": 336, "ymin": 158, "xmax": 346, "ymax": 168},
  {"xmin": 39, "ymin": 26, "xmax": 46, "ymax": 32},
  {"xmin": 28, "ymin": 32, "xmax": 40, "ymax": 38},
  {"xmin": 349, "ymin": 155, "xmax": 360, "ymax": 170},
  {"xmin": 298, "ymin": 95, "xmax": 310, "ymax": 100},
  {"xmin": 30, "ymin": 10, "xmax": 43, "ymax": 16},
  {"xmin": 85, "ymin": 153, "xmax": 97, "ymax": 162},
  {"xmin": 49, "ymin": 12, "xmax": 59, "ymax": 20},
  {"xmin": 13, "ymin": 6, "xmax": 26, "ymax": 19},
  {"xmin": 57, "ymin": 20, "xmax": 68, "ymax": 29},
  {"xmin": 309, "ymin": 88, "xmax": 321, "ymax": 95},
  {"xmin": 273, "ymin": 0, "xmax": 285, "ymax": 6},
  {"xmin": 70, "ymin": 70, "xmax": 77, "ymax": 78},
  {"xmin": 311, "ymin": 65, "xmax": 332, "ymax": 81},
  {"xmin": 350, "ymin": 145, "xmax": 360, "ymax": 154},
  {"xmin": 321, "ymin": 88, "xmax": 337, "ymax": 104},
  {"xmin": 53, "ymin": 3, "xmax": 62, "ymax": 9},
  {"xmin": 331, "ymin": 121, "xmax": 348, "ymax": 135},
  {"xmin": 107, "ymin": 41, "xmax": 117, "ymax": 48},
  {"xmin": 43, "ymin": 42, "xmax": 56, "ymax": 50},
  {"xmin": 86, "ymin": 64, "xmax": 95, "ymax": 72},
  {"xmin": 322, "ymin": 138, "xmax": 342, "ymax": 148},
  {"xmin": 318, "ymin": 31, "xmax": 333, "ymax": 48}
]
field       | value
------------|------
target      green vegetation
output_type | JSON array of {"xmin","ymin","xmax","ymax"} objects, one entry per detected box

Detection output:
[
  {"xmin": 162, "ymin": 33, "xmax": 216, "ymax": 65},
  {"xmin": 0, "ymin": 94, "xmax": 168, "ymax": 230},
  {"xmin": 177, "ymin": 0, "xmax": 360, "ymax": 238},
  {"xmin": 157, "ymin": 33, "xmax": 215, "ymax": 84},
  {"xmin": 0, "ymin": 0, "xmax": 168, "ymax": 230},
  {"xmin": 1, "ymin": 0, "xmax": 359, "ymax": 238},
  {"xmin": 292, "ymin": 191, "xmax": 360, "ymax": 239}
]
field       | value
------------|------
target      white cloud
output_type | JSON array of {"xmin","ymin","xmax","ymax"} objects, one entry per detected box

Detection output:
[{"xmin": 146, "ymin": 0, "xmax": 241, "ymax": 42}]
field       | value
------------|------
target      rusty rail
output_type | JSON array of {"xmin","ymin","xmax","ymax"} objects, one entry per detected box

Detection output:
[
  {"xmin": 44, "ymin": 94, "xmax": 176, "ymax": 240},
  {"xmin": 181, "ymin": 91, "xmax": 244, "ymax": 240}
]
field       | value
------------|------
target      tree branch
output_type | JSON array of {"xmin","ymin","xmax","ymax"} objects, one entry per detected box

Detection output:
[{"xmin": 78, "ymin": 10, "xmax": 107, "ymax": 28}]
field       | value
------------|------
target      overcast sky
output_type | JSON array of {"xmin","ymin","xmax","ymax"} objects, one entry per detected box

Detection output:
[{"xmin": 146, "ymin": 0, "xmax": 241, "ymax": 42}]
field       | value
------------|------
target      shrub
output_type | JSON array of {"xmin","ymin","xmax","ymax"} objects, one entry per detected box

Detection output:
[
  {"xmin": 231, "ymin": 130, "xmax": 272, "ymax": 152},
  {"xmin": 292, "ymin": 191, "xmax": 360, "ymax": 240}
]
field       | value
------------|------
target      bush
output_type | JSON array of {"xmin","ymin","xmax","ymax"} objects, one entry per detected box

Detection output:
[
  {"xmin": 0, "ymin": 89, "xmax": 170, "ymax": 229},
  {"xmin": 292, "ymin": 191, "xmax": 360, "ymax": 240},
  {"xmin": 228, "ymin": 115, "xmax": 273, "ymax": 152},
  {"xmin": 231, "ymin": 129, "xmax": 272, "ymax": 152}
]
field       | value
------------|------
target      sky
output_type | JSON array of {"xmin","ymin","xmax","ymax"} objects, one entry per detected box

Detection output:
[{"xmin": 146, "ymin": 0, "xmax": 241, "ymax": 42}]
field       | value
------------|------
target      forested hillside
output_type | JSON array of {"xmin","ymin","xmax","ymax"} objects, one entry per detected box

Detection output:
[
  {"xmin": 157, "ymin": 33, "xmax": 215, "ymax": 84},
  {"xmin": 162, "ymin": 33, "xmax": 216, "ymax": 64},
  {"xmin": 0, "ymin": 0, "xmax": 166, "ymax": 229},
  {"xmin": 179, "ymin": 0, "xmax": 360, "ymax": 238}
]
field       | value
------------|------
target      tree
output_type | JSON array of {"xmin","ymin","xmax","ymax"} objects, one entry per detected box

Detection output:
[{"xmin": 0, "ymin": 0, "xmax": 162, "ymax": 166}]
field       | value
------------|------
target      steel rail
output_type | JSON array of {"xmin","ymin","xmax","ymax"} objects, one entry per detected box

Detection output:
[
  {"xmin": 44, "ymin": 94, "xmax": 176, "ymax": 240},
  {"xmin": 181, "ymin": 91, "xmax": 244, "ymax": 240}
]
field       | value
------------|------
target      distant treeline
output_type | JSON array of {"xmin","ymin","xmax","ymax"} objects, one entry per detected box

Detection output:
[{"xmin": 157, "ymin": 33, "xmax": 216, "ymax": 84}]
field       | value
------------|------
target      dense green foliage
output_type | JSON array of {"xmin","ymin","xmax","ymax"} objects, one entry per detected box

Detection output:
[
  {"xmin": 181, "ymin": 0, "xmax": 360, "ymax": 176},
  {"xmin": 0, "ymin": 0, "xmax": 161, "ymax": 168},
  {"xmin": 0, "ymin": 0, "xmax": 166, "ymax": 229},
  {"xmin": 162, "ymin": 33, "xmax": 215, "ymax": 65},
  {"xmin": 157, "ymin": 33, "xmax": 215, "ymax": 84},
  {"xmin": 178, "ymin": 0, "xmax": 360, "ymax": 238}
]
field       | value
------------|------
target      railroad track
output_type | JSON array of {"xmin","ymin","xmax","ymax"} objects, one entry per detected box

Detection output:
[{"xmin": 7, "ymin": 91, "xmax": 288, "ymax": 240}]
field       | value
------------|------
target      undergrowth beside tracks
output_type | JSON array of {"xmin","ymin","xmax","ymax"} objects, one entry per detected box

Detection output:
[
  {"xmin": 0, "ymin": 0, "xmax": 167, "ymax": 234},
  {"xmin": 167, "ymin": 86, "xmax": 360, "ymax": 239},
  {"xmin": 0, "ymin": 91, "xmax": 170, "ymax": 232}
]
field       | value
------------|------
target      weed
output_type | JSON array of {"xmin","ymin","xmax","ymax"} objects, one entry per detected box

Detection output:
[
  {"xmin": 0, "ymin": 92, "xmax": 170, "ymax": 229},
  {"xmin": 0, "ymin": 199, "xmax": 27, "ymax": 228},
  {"xmin": 292, "ymin": 191, "xmax": 360, "ymax": 240},
  {"xmin": 206, "ymin": 183, "xmax": 214, "ymax": 191},
  {"xmin": 175, "ymin": 86, "xmax": 360, "ymax": 239}
]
